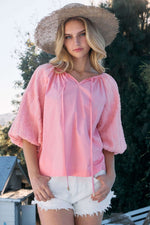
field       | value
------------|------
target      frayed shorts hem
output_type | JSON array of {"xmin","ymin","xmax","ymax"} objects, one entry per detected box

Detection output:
[{"xmin": 32, "ymin": 191, "xmax": 115, "ymax": 217}]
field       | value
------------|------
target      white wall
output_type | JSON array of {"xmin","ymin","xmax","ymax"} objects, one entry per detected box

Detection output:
[{"xmin": 0, "ymin": 201, "xmax": 15, "ymax": 225}]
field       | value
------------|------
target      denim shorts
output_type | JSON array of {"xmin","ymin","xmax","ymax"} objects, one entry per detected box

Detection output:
[{"xmin": 32, "ymin": 170, "xmax": 115, "ymax": 216}]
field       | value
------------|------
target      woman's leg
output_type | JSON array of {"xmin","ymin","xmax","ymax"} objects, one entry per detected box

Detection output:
[
  {"xmin": 38, "ymin": 207, "xmax": 74, "ymax": 225},
  {"xmin": 74, "ymin": 212, "xmax": 103, "ymax": 225}
]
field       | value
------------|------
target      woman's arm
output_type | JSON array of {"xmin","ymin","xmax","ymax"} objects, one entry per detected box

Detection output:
[
  {"xmin": 91, "ymin": 150, "xmax": 116, "ymax": 202},
  {"xmin": 23, "ymin": 139, "xmax": 54, "ymax": 201},
  {"xmin": 103, "ymin": 149, "xmax": 116, "ymax": 178}
]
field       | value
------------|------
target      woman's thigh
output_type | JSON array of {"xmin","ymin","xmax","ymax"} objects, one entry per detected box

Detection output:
[
  {"xmin": 74, "ymin": 212, "xmax": 103, "ymax": 225},
  {"xmin": 38, "ymin": 207, "xmax": 74, "ymax": 225}
]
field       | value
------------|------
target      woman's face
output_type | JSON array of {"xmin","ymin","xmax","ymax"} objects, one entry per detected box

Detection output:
[{"xmin": 64, "ymin": 19, "xmax": 90, "ymax": 59}]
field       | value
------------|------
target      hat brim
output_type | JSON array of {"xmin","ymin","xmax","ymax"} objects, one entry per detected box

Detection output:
[{"xmin": 34, "ymin": 3, "xmax": 119, "ymax": 54}]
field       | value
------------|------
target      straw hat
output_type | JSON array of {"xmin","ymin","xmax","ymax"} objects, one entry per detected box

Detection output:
[{"xmin": 34, "ymin": 3, "xmax": 119, "ymax": 54}]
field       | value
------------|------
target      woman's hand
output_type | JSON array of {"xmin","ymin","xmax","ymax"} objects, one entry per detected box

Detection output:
[
  {"xmin": 22, "ymin": 140, "xmax": 54, "ymax": 202},
  {"xmin": 91, "ymin": 173, "xmax": 116, "ymax": 202},
  {"xmin": 30, "ymin": 174, "xmax": 54, "ymax": 202}
]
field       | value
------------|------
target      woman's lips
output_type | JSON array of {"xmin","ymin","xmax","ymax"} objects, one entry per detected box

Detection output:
[{"xmin": 73, "ymin": 48, "xmax": 83, "ymax": 52}]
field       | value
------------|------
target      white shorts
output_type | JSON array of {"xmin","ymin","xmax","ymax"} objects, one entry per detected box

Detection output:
[{"xmin": 32, "ymin": 171, "xmax": 115, "ymax": 216}]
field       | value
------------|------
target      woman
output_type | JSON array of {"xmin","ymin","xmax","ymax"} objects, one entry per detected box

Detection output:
[{"xmin": 9, "ymin": 3, "xmax": 127, "ymax": 225}]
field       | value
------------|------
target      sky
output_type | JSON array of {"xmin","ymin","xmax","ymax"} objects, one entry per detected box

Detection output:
[{"xmin": 0, "ymin": 0, "xmax": 106, "ymax": 115}]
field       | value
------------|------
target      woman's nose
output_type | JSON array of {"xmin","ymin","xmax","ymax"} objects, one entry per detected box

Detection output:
[{"xmin": 74, "ymin": 36, "xmax": 80, "ymax": 46}]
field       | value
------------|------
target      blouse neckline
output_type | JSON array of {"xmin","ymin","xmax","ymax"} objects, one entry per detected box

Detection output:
[{"xmin": 64, "ymin": 72, "xmax": 104, "ymax": 84}]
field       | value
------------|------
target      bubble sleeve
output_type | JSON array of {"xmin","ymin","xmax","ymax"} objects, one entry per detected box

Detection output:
[
  {"xmin": 98, "ymin": 74, "xmax": 127, "ymax": 154},
  {"xmin": 8, "ymin": 64, "xmax": 49, "ymax": 148}
]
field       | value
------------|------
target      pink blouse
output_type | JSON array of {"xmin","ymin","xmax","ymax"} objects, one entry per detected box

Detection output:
[{"xmin": 8, "ymin": 63, "xmax": 127, "ymax": 193}]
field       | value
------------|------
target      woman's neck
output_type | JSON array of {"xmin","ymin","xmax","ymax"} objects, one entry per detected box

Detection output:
[{"xmin": 72, "ymin": 56, "xmax": 93, "ymax": 73}]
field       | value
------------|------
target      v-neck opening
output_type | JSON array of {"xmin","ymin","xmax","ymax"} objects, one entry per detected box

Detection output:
[{"xmin": 65, "ymin": 72, "xmax": 103, "ymax": 84}]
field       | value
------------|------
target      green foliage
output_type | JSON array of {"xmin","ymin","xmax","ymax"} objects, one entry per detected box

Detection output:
[
  {"xmin": 105, "ymin": 0, "xmax": 150, "ymax": 213},
  {"xmin": 140, "ymin": 63, "xmax": 150, "ymax": 94},
  {"xmin": 0, "ymin": 124, "xmax": 24, "ymax": 165},
  {"xmin": 112, "ymin": 0, "xmax": 149, "ymax": 33},
  {"xmin": 18, "ymin": 39, "xmax": 54, "ymax": 90}
]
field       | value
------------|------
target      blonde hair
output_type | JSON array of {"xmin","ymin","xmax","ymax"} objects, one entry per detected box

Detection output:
[{"xmin": 50, "ymin": 17, "xmax": 107, "ymax": 74}]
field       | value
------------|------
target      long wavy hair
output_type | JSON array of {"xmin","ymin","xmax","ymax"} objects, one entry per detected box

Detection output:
[{"xmin": 50, "ymin": 16, "xmax": 107, "ymax": 74}]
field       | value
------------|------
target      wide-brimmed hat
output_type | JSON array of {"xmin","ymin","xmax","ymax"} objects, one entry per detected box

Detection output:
[{"xmin": 34, "ymin": 3, "xmax": 119, "ymax": 54}]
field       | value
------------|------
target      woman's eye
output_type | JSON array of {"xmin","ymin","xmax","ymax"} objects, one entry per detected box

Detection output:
[
  {"xmin": 65, "ymin": 36, "xmax": 72, "ymax": 39},
  {"xmin": 80, "ymin": 32, "xmax": 86, "ymax": 37}
]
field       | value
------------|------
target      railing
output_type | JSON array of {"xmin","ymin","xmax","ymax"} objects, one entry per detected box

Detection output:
[{"xmin": 102, "ymin": 206, "xmax": 150, "ymax": 225}]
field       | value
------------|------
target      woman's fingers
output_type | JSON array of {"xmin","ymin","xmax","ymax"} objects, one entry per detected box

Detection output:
[
  {"xmin": 35, "ymin": 188, "xmax": 53, "ymax": 201},
  {"xmin": 30, "ymin": 175, "xmax": 54, "ymax": 201},
  {"xmin": 95, "ymin": 184, "xmax": 107, "ymax": 195},
  {"xmin": 43, "ymin": 183, "xmax": 54, "ymax": 199},
  {"xmin": 92, "ymin": 189, "xmax": 109, "ymax": 202},
  {"xmin": 35, "ymin": 192, "xmax": 46, "ymax": 202},
  {"xmin": 92, "ymin": 188, "xmax": 109, "ymax": 202},
  {"xmin": 91, "ymin": 174, "xmax": 113, "ymax": 202}
]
